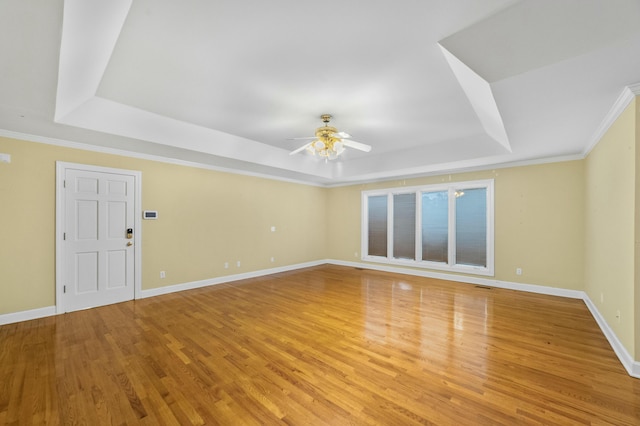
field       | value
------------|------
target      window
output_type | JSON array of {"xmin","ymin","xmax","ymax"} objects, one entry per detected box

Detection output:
[
  {"xmin": 393, "ymin": 193, "xmax": 416, "ymax": 260},
  {"xmin": 362, "ymin": 179, "xmax": 494, "ymax": 276},
  {"xmin": 422, "ymin": 190, "xmax": 448, "ymax": 263},
  {"xmin": 367, "ymin": 195, "xmax": 388, "ymax": 257}
]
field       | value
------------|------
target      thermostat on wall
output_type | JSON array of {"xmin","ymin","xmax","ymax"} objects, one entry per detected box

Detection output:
[{"xmin": 143, "ymin": 210, "xmax": 158, "ymax": 220}]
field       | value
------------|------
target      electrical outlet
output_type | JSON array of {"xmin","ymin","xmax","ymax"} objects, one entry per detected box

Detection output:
[
  {"xmin": 516, "ymin": 268, "xmax": 522, "ymax": 276},
  {"xmin": 160, "ymin": 271, "xmax": 166, "ymax": 279},
  {"xmin": 354, "ymin": 252, "xmax": 359, "ymax": 258},
  {"xmin": 270, "ymin": 257, "xmax": 275, "ymax": 262},
  {"xmin": 236, "ymin": 261, "xmax": 241, "ymax": 267}
]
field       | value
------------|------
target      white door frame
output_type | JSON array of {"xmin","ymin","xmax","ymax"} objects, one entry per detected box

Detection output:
[{"xmin": 55, "ymin": 161, "xmax": 142, "ymax": 313}]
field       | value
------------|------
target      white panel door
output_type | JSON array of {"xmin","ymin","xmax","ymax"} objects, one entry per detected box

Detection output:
[{"xmin": 63, "ymin": 168, "xmax": 136, "ymax": 312}]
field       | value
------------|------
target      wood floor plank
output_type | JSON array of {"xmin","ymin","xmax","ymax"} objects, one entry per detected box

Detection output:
[{"xmin": 2, "ymin": 265, "xmax": 640, "ymax": 424}]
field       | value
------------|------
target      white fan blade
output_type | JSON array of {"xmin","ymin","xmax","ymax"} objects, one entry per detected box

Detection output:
[
  {"xmin": 332, "ymin": 131, "xmax": 351, "ymax": 139},
  {"xmin": 289, "ymin": 142, "xmax": 312, "ymax": 155},
  {"xmin": 287, "ymin": 136, "xmax": 317, "ymax": 140},
  {"xmin": 343, "ymin": 139, "xmax": 372, "ymax": 152}
]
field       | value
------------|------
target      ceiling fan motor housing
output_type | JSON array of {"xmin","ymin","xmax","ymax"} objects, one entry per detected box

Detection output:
[{"xmin": 314, "ymin": 125, "xmax": 341, "ymax": 152}]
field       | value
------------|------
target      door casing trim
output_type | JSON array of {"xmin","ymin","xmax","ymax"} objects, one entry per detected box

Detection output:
[{"xmin": 55, "ymin": 161, "xmax": 142, "ymax": 313}]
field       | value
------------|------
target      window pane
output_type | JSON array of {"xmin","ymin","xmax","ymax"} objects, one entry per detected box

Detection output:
[
  {"xmin": 455, "ymin": 188, "xmax": 487, "ymax": 267},
  {"xmin": 422, "ymin": 191, "xmax": 448, "ymax": 263},
  {"xmin": 368, "ymin": 195, "xmax": 388, "ymax": 257},
  {"xmin": 393, "ymin": 193, "xmax": 416, "ymax": 260}
]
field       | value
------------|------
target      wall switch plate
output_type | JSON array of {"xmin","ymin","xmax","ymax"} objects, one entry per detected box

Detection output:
[{"xmin": 0, "ymin": 153, "xmax": 11, "ymax": 163}]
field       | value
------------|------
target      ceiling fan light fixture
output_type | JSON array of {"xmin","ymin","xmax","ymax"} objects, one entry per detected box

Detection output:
[{"xmin": 288, "ymin": 114, "xmax": 372, "ymax": 161}]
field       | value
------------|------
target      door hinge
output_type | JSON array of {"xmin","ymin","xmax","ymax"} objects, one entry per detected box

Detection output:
[
  {"xmin": 63, "ymin": 179, "xmax": 66, "ymax": 188},
  {"xmin": 63, "ymin": 232, "xmax": 66, "ymax": 240},
  {"xmin": 63, "ymin": 285, "xmax": 66, "ymax": 293}
]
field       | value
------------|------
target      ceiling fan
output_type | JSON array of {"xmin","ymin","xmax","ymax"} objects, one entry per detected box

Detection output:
[{"xmin": 288, "ymin": 114, "xmax": 372, "ymax": 160}]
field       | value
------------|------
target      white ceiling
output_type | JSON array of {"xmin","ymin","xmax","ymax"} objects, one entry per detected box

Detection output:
[{"xmin": 1, "ymin": 0, "xmax": 640, "ymax": 185}]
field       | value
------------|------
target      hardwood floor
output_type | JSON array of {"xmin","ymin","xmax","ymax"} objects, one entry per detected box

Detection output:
[{"xmin": 1, "ymin": 265, "xmax": 639, "ymax": 425}]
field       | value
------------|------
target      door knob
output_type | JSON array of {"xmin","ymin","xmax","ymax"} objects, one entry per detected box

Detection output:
[{"xmin": 127, "ymin": 242, "xmax": 133, "ymax": 247}]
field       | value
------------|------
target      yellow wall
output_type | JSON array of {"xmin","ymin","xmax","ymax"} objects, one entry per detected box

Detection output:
[
  {"xmin": 0, "ymin": 136, "xmax": 327, "ymax": 314},
  {"xmin": 1, "ymin": 102, "xmax": 639, "ymax": 363},
  {"xmin": 0, "ymin": 134, "xmax": 587, "ymax": 316},
  {"xmin": 327, "ymin": 162, "xmax": 585, "ymax": 290},
  {"xmin": 584, "ymin": 100, "xmax": 636, "ymax": 357}
]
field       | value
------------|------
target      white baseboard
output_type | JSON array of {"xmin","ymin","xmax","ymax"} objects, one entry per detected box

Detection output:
[
  {"xmin": 328, "ymin": 259, "xmax": 585, "ymax": 299},
  {"xmin": 0, "ymin": 305, "xmax": 57, "ymax": 326},
  {"xmin": 582, "ymin": 295, "xmax": 640, "ymax": 379},
  {"xmin": 0, "ymin": 261, "xmax": 326, "ymax": 325},
  {"xmin": 2, "ymin": 260, "xmax": 639, "ymax": 379},
  {"xmin": 138, "ymin": 259, "xmax": 327, "ymax": 299},
  {"xmin": 328, "ymin": 259, "xmax": 639, "ymax": 379}
]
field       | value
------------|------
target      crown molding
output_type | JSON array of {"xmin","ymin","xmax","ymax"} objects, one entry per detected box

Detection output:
[
  {"xmin": 324, "ymin": 154, "xmax": 584, "ymax": 188},
  {"xmin": 0, "ymin": 128, "xmax": 326, "ymax": 188},
  {"xmin": 3, "ymin": 83, "xmax": 638, "ymax": 188},
  {"xmin": 584, "ymin": 83, "xmax": 640, "ymax": 157}
]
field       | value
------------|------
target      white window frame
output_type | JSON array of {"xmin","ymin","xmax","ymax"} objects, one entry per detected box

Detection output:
[{"xmin": 361, "ymin": 179, "xmax": 494, "ymax": 276}]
